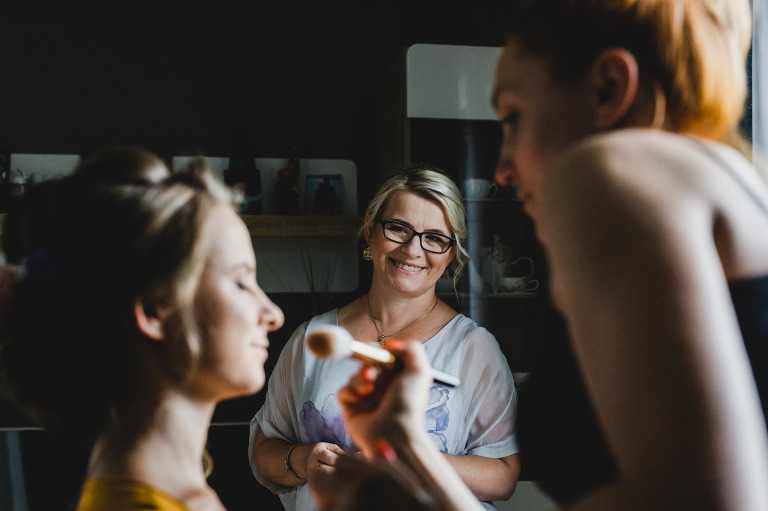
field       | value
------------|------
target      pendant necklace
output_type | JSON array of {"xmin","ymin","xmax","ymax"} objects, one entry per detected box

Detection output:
[{"xmin": 366, "ymin": 294, "xmax": 438, "ymax": 346}]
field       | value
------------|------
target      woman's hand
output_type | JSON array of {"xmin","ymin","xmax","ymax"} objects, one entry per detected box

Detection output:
[
  {"xmin": 336, "ymin": 339, "xmax": 433, "ymax": 456},
  {"xmin": 309, "ymin": 452, "xmax": 434, "ymax": 511},
  {"xmin": 251, "ymin": 430, "xmax": 346, "ymax": 487},
  {"xmin": 295, "ymin": 441, "xmax": 347, "ymax": 482}
]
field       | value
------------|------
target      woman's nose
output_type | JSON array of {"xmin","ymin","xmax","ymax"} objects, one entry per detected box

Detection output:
[
  {"xmin": 403, "ymin": 234, "xmax": 424, "ymax": 255},
  {"xmin": 495, "ymin": 146, "xmax": 517, "ymax": 187},
  {"xmin": 260, "ymin": 297, "xmax": 285, "ymax": 332}
]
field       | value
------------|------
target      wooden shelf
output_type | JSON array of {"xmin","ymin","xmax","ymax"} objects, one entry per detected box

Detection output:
[
  {"xmin": 242, "ymin": 215, "xmax": 362, "ymax": 237},
  {"xmin": 0, "ymin": 213, "xmax": 362, "ymax": 239}
]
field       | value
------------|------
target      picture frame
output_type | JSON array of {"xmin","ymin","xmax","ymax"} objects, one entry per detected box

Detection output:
[
  {"xmin": 303, "ymin": 174, "xmax": 342, "ymax": 215},
  {"xmin": 172, "ymin": 157, "xmax": 357, "ymax": 216}
]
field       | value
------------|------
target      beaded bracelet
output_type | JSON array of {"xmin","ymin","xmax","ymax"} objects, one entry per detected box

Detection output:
[{"xmin": 284, "ymin": 444, "xmax": 302, "ymax": 480}]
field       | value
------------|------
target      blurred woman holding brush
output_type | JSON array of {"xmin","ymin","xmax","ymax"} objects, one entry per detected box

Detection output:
[
  {"xmin": 249, "ymin": 166, "xmax": 520, "ymax": 510},
  {"xmin": 322, "ymin": 0, "xmax": 768, "ymax": 509}
]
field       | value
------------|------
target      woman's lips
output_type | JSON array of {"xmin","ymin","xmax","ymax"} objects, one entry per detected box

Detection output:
[
  {"xmin": 391, "ymin": 259, "xmax": 425, "ymax": 272},
  {"xmin": 251, "ymin": 342, "xmax": 269, "ymax": 354}
]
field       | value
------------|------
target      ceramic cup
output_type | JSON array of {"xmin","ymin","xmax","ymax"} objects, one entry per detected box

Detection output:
[
  {"xmin": 498, "ymin": 276, "xmax": 539, "ymax": 292},
  {"xmin": 463, "ymin": 178, "xmax": 497, "ymax": 200},
  {"xmin": 497, "ymin": 256, "xmax": 538, "ymax": 293}
]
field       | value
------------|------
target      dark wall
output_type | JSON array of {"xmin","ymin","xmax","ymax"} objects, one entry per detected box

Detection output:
[{"xmin": 0, "ymin": 2, "xmax": 508, "ymax": 163}]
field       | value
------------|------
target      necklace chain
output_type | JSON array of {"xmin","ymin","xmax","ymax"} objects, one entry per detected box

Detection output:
[{"xmin": 366, "ymin": 294, "xmax": 438, "ymax": 346}]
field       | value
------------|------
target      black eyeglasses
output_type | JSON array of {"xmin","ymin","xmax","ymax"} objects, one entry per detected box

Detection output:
[{"xmin": 378, "ymin": 219, "xmax": 455, "ymax": 254}]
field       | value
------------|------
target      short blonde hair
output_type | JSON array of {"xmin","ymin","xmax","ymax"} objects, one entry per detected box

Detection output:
[
  {"xmin": 506, "ymin": 0, "xmax": 751, "ymax": 144},
  {"xmin": 361, "ymin": 165, "xmax": 470, "ymax": 281}
]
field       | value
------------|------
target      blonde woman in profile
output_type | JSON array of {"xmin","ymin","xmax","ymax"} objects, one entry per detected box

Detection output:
[
  {"xmin": 0, "ymin": 154, "xmax": 284, "ymax": 510},
  {"xmin": 250, "ymin": 166, "xmax": 520, "ymax": 510}
]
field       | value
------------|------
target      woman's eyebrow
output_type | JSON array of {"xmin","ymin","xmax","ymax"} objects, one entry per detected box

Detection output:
[
  {"xmin": 390, "ymin": 218, "xmax": 449, "ymax": 236},
  {"xmin": 228, "ymin": 262, "xmax": 256, "ymax": 273},
  {"xmin": 424, "ymin": 227, "xmax": 450, "ymax": 235}
]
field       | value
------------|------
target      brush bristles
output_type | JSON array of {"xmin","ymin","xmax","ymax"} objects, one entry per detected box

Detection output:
[
  {"xmin": 305, "ymin": 325, "xmax": 395, "ymax": 365},
  {"xmin": 305, "ymin": 325, "xmax": 458, "ymax": 387},
  {"xmin": 306, "ymin": 325, "xmax": 354, "ymax": 359}
]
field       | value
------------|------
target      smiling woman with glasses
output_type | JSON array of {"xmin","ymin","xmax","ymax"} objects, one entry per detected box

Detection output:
[{"xmin": 249, "ymin": 165, "xmax": 520, "ymax": 511}]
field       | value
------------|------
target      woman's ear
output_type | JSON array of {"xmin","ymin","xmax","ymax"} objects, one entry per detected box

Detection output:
[
  {"xmin": 134, "ymin": 298, "xmax": 166, "ymax": 341},
  {"xmin": 590, "ymin": 48, "xmax": 639, "ymax": 129}
]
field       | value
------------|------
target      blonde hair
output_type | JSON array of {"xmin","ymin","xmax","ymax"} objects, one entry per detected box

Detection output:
[
  {"xmin": 361, "ymin": 165, "xmax": 470, "ymax": 281},
  {"xmin": 0, "ymin": 155, "xmax": 237, "ymax": 444},
  {"xmin": 506, "ymin": 0, "xmax": 751, "ymax": 144}
]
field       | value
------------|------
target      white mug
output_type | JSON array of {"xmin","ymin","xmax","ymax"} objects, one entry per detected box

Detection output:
[{"xmin": 463, "ymin": 178, "xmax": 497, "ymax": 200}]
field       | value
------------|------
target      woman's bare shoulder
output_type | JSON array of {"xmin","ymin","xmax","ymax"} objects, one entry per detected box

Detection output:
[
  {"xmin": 558, "ymin": 130, "xmax": 712, "ymax": 184},
  {"xmin": 538, "ymin": 130, "xmax": 722, "ymax": 286},
  {"xmin": 545, "ymin": 130, "xmax": 729, "ymax": 221}
]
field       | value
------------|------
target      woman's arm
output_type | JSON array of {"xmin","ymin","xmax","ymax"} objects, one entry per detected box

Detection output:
[
  {"xmin": 538, "ymin": 138, "xmax": 768, "ymax": 510},
  {"xmin": 249, "ymin": 318, "xmax": 349, "ymax": 488},
  {"xmin": 334, "ymin": 340, "xmax": 485, "ymax": 511},
  {"xmin": 443, "ymin": 327, "xmax": 520, "ymax": 501},
  {"xmin": 443, "ymin": 453, "xmax": 520, "ymax": 501},
  {"xmin": 249, "ymin": 319, "xmax": 345, "ymax": 490},
  {"xmin": 251, "ymin": 429, "xmax": 345, "ymax": 486}
]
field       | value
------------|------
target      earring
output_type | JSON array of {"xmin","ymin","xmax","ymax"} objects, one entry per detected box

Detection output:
[
  {"xmin": 442, "ymin": 269, "xmax": 450, "ymax": 279},
  {"xmin": 363, "ymin": 245, "xmax": 373, "ymax": 261}
]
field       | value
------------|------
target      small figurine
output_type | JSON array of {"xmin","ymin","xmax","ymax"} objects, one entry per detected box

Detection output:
[{"xmin": 275, "ymin": 145, "xmax": 301, "ymax": 215}]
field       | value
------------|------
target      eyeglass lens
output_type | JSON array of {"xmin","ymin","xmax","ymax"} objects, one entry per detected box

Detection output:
[{"xmin": 381, "ymin": 220, "xmax": 452, "ymax": 253}]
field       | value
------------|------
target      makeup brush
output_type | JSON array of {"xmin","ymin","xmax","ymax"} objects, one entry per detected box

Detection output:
[{"xmin": 306, "ymin": 325, "xmax": 460, "ymax": 387}]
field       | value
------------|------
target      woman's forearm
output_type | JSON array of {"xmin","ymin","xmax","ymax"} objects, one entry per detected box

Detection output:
[
  {"xmin": 251, "ymin": 430, "xmax": 308, "ymax": 486},
  {"xmin": 383, "ymin": 429, "xmax": 486, "ymax": 511},
  {"xmin": 443, "ymin": 453, "xmax": 519, "ymax": 502}
]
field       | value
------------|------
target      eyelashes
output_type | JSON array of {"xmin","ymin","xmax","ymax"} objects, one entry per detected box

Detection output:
[
  {"xmin": 502, "ymin": 111, "xmax": 519, "ymax": 126},
  {"xmin": 236, "ymin": 276, "xmax": 257, "ymax": 293}
]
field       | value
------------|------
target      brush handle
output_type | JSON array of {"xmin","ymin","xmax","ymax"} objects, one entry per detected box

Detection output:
[
  {"xmin": 429, "ymin": 368, "xmax": 460, "ymax": 388},
  {"xmin": 350, "ymin": 345, "xmax": 459, "ymax": 388},
  {"xmin": 308, "ymin": 327, "xmax": 460, "ymax": 388},
  {"xmin": 349, "ymin": 340, "xmax": 396, "ymax": 365},
  {"xmin": 399, "ymin": 362, "xmax": 459, "ymax": 388}
]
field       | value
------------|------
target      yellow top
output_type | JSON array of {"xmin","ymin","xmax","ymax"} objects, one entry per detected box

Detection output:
[{"xmin": 76, "ymin": 478, "xmax": 190, "ymax": 511}]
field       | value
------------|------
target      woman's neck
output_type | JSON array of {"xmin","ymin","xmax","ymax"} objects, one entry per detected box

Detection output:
[
  {"xmin": 88, "ymin": 387, "xmax": 216, "ymax": 491},
  {"xmin": 366, "ymin": 283, "xmax": 438, "ymax": 328}
]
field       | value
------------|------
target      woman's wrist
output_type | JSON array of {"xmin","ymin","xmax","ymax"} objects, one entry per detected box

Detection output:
[
  {"xmin": 372, "ymin": 420, "xmax": 430, "ymax": 459},
  {"xmin": 284, "ymin": 443, "xmax": 303, "ymax": 480},
  {"xmin": 381, "ymin": 427, "xmax": 483, "ymax": 511}
]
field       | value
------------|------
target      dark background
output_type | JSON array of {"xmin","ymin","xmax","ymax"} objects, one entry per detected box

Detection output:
[{"xmin": 0, "ymin": 1, "xmax": 508, "ymax": 165}]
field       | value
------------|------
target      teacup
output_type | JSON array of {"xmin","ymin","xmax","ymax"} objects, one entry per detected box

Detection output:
[
  {"xmin": 463, "ymin": 178, "xmax": 497, "ymax": 200},
  {"xmin": 498, "ymin": 276, "xmax": 539, "ymax": 293}
]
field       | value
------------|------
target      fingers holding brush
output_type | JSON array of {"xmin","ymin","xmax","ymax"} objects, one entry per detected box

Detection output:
[
  {"xmin": 342, "ymin": 365, "xmax": 383, "ymax": 401},
  {"xmin": 337, "ymin": 339, "xmax": 433, "ymax": 455}
]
